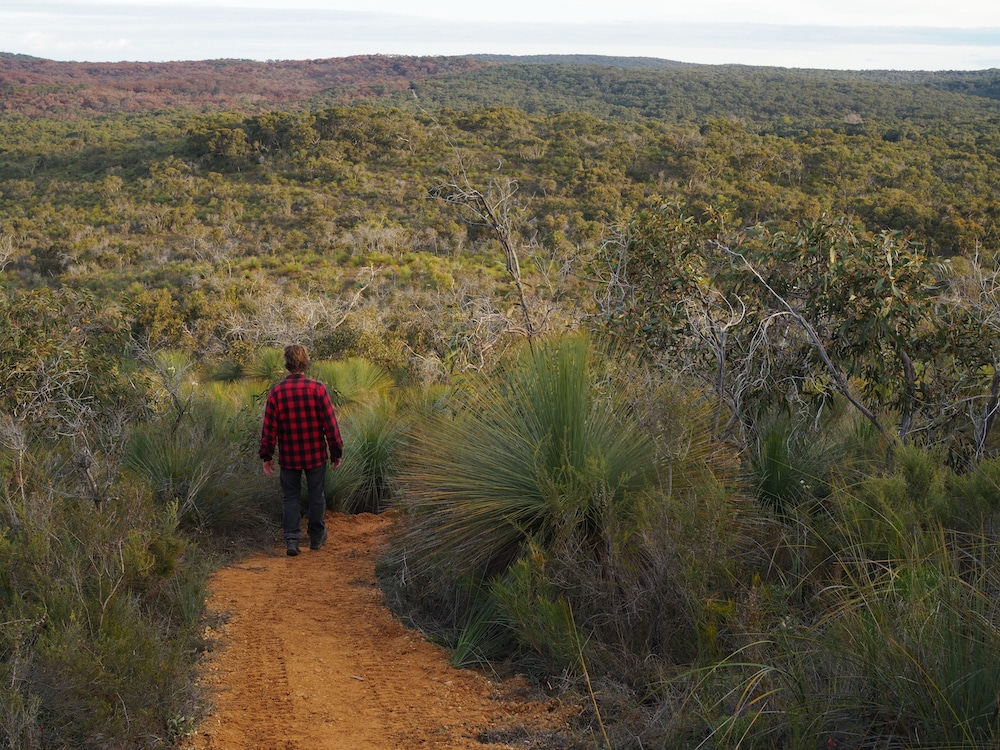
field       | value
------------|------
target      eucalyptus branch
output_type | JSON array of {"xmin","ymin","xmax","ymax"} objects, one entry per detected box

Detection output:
[
  {"xmin": 685, "ymin": 285, "xmax": 747, "ymax": 434},
  {"xmin": 716, "ymin": 241, "xmax": 897, "ymax": 445},
  {"xmin": 975, "ymin": 370, "xmax": 1000, "ymax": 459}
]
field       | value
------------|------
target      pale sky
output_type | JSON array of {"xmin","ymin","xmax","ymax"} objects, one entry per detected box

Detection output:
[{"xmin": 3, "ymin": 0, "xmax": 1000, "ymax": 70}]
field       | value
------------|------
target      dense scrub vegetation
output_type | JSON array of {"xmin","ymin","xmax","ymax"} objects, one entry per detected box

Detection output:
[
  {"xmin": 2, "ymin": 54, "xmax": 1000, "ymax": 748},
  {"xmin": 0, "ymin": 53, "xmax": 488, "ymax": 115}
]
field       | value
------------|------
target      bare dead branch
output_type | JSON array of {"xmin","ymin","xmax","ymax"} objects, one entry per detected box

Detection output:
[{"xmin": 432, "ymin": 176, "xmax": 538, "ymax": 350}]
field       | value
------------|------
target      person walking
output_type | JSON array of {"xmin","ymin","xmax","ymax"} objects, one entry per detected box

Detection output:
[{"xmin": 259, "ymin": 344, "xmax": 343, "ymax": 556}]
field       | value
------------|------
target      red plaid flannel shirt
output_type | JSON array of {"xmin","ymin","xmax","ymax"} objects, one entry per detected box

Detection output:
[{"xmin": 259, "ymin": 373, "xmax": 343, "ymax": 470}]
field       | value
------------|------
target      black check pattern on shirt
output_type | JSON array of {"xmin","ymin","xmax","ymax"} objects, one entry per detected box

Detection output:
[{"xmin": 259, "ymin": 373, "xmax": 343, "ymax": 470}]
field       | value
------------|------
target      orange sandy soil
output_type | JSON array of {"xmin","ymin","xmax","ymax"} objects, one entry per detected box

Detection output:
[{"xmin": 188, "ymin": 511, "xmax": 580, "ymax": 750}]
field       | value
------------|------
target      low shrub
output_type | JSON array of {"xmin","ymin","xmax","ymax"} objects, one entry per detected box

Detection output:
[{"xmin": 0, "ymin": 460, "xmax": 208, "ymax": 749}]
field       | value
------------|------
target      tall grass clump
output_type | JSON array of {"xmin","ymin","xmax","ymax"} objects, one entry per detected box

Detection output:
[
  {"xmin": 396, "ymin": 333, "xmax": 662, "ymax": 577},
  {"xmin": 665, "ymin": 446, "xmax": 1000, "ymax": 750},
  {"xmin": 310, "ymin": 357, "xmax": 396, "ymax": 409},
  {"xmin": 325, "ymin": 396, "xmax": 408, "ymax": 514},
  {"xmin": 243, "ymin": 346, "xmax": 286, "ymax": 382},
  {"xmin": 447, "ymin": 584, "xmax": 515, "ymax": 669},
  {"xmin": 813, "ymin": 515, "xmax": 1000, "ymax": 748},
  {"xmin": 124, "ymin": 376, "xmax": 272, "ymax": 532},
  {"xmin": 383, "ymin": 334, "xmax": 748, "ymax": 687},
  {"xmin": 744, "ymin": 405, "xmax": 881, "ymax": 517},
  {"xmin": 824, "ymin": 447, "xmax": 1000, "ymax": 748}
]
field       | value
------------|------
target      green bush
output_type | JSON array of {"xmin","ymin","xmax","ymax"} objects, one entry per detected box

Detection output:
[
  {"xmin": 491, "ymin": 548, "xmax": 581, "ymax": 673},
  {"xmin": 839, "ymin": 444, "xmax": 952, "ymax": 559},
  {"xmin": 946, "ymin": 455, "xmax": 1000, "ymax": 529},
  {"xmin": 0, "ymin": 466, "xmax": 207, "ymax": 749},
  {"xmin": 124, "ymin": 378, "xmax": 272, "ymax": 532}
]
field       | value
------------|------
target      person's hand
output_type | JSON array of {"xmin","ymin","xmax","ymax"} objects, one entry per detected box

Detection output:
[
  {"xmin": 263, "ymin": 460, "xmax": 274, "ymax": 476},
  {"xmin": 332, "ymin": 457, "xmax": 342, "ymax": 470}
]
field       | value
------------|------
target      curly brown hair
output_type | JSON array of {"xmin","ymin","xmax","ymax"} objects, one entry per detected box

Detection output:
[{"xmin": 284, "ymin": 344, "xmax": 310, "ymax": 373}]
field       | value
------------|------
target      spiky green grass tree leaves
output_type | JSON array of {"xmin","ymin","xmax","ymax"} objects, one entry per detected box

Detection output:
[
  {"xmin": 398, "ymin": 333, "xmax": 664, "ymax": 579},
  {"xmin": 310, "ymin": 357, "xmax": 396, "ymax": 409},
  {"xmin": 325, "ymin": 397, "xmax": 407, "ymax": 514},
  {"xmin": 243, "ymin": 347, "xmax": 285, "ymax": 382},
  {"xmin": 124, "ymin": 381, "xmax": 272, "ymax": 531}
]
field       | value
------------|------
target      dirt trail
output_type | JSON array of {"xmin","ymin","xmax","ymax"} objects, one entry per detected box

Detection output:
[{"xmin": 190, "ymin": 512, "xmax": 576, "ymax": 750}]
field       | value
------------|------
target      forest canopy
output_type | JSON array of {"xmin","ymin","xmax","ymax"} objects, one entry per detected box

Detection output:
[{"xmin": 5, "ymin": 53, "xmax": 1000, "ymax": 750}]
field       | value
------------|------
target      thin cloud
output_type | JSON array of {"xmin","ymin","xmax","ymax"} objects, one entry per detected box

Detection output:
[{"xmin": 1, "ymin": 2, "xmax": 999, "ymax": 68}]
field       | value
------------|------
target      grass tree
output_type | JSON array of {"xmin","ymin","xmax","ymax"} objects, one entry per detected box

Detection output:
[
  {"xmin": 124, "ymin": 372, "xmax": 272, "ymax": 531},
  {"xmin": 309, "ymin": 357, "xmax": 395, "ymax": 409},
  {"xmin": 243, "ymin": 346, "xmax": 285, "ymax": 382},
  {"xmin": 386, "ymin": 334, "xmax": 673, "ymax": 674},
  {"xmin": 397, "ymin": 333, "xmax": 663, "ymax": 578},
  {"xmin": 387, "ymin": 334, "xmax": 750, "ymax": 681},
  {"xmin": 325, "ymin": 396, "xmax": 407, "ymax": 514}
]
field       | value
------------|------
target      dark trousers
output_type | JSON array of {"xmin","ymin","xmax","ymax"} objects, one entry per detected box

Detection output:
[{"xmin": 279, "ymin": 464, "xmax": 327, "ymax": 541}]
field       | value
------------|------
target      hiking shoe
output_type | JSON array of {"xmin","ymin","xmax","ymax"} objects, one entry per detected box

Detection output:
[
  {"xmin": 310, "ymin": 528, "xmax": 328, "ymax": 551},
  {"xmin": 286, "ymin": 539, "xmax": 300, "ymax": 557}
]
